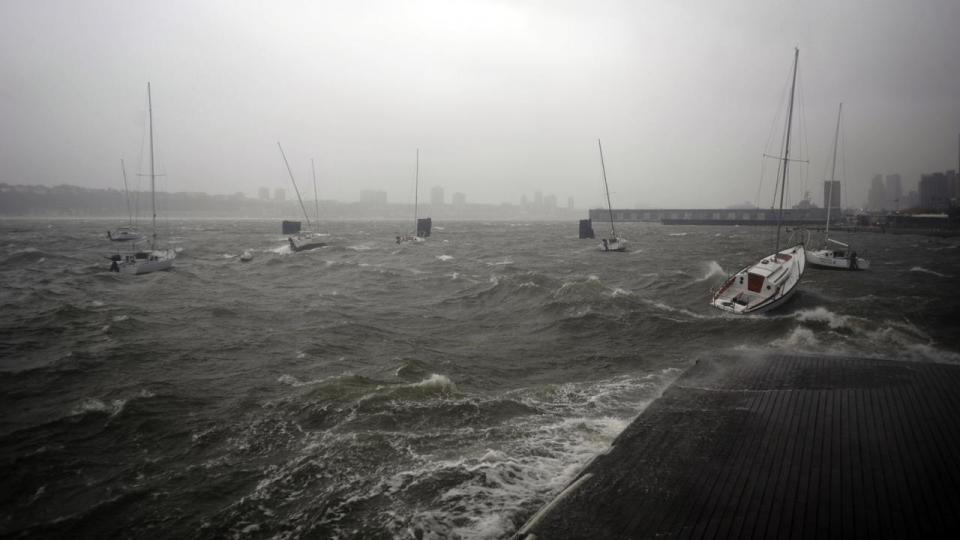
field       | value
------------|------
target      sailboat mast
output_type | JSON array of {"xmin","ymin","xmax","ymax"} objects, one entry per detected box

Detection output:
[
  {"xmin": 825, "ymin": 102, "xmax": 842, "ymax": 238},
  {"xmin": 311, "ymin": 158, "xmax": 320, "ymax": 233},
  {"xmin": 148, "ymin": 82, "xmax": 156, "ymax": 248},
  {"xmin": 775, "ymin": 47, "xmax": 799, "ymax": 255},
  {"xmin": 598, "ymin": 139, "xmax": 616, "ymax": 238},
  {"xmin": 121, "ymin": 158, "xmax": 132, "ymax": 226},
  {"xmin": 277, "ymin": 142, "xmax": 312, "ymax": 230},
  {"xmin": 413, "ymin": 148, "xmax": 419, "ymax": 235}
]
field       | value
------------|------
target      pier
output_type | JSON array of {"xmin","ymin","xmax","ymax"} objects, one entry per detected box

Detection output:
[{"xmin": 516, "ymin": 353, "xmax": 960, "ymax": 539}]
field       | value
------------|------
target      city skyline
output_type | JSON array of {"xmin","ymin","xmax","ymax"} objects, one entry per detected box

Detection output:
[{"xmin": 1, "ymin": 1, "xmax": 958, "ymax": 210}]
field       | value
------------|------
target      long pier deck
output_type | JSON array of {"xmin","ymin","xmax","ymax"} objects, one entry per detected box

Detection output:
[{"xmin": 516, "ymin": 353, "xmax": 960, "ymax": 539}]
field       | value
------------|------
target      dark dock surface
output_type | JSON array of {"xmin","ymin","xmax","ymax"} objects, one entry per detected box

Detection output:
[{"xmin": 517, "ymin": 353, "xmax": 960, "ymax": 539}]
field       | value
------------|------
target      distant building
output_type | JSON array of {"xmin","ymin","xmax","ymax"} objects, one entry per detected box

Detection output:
[
  {"xmin": 543, "ymin": 194, "xmax": 557, "ymax": 209},
  {"xmin": 430, "ymin": 186, "xmax": 444, "ymax": 206},
  {"xmin": 947, "ymin": 170, "xmax": 959, "ymax": 203},
  {"xmin": 521, "ymin": 194, "xmax": 529, "ymax": 208},
  {"xmin": 905, "ymin": 190, "xmax": 920, "ymax": 209},
  {"xmin": 867, "ymin": 174, "xmax": 885, "ymax": 210},
  {"xmin": 258, "ymin": 187, "xmax": 270, "ymax": 200},
  {"xmin": 273, "ymin": 188, "xmax": 286, "ymax": 201},
  {"xmin": 885, "ymin": 174, "xmax": 902, "ymax": 210},
  {"xmin": 534, "ymin": 191, "xmax": 543, "ymax": 209},
  {"xmin": 823, "ymin": 181, "xmax": 841, "ymax": 210},
  {"xmin": 452, "ymin": 192, "xmax": 466, "ymax": 206},
  {"xmin": 920, "ymin": 172, "xmax": 949, "ymax": 210},
  {"xmin": 360, "ymin": 190, "xmax": 387, "ymax": 205},
  {"xmin": 567, "ymin": 197, "xmax": 575, "ymax": 209}
]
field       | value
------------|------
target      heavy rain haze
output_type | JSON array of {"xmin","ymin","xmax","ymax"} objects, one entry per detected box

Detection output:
[{"xmin": 1, "ymin": 0, "xmax": 958, "ymax": 210}]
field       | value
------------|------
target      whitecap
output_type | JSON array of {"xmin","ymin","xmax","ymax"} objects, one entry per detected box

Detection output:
[
  {"xmin": 696, "ymin": 261, "xmax": 726, "ymax": 282},
  {"xmin": 910, "ymin": 266, "xmax": 951, "ymax": 278},
  {"xmin": 770, "ymin": 327, "xmax": 820, "ymax": 349},
  {"xmin": 437, "ymin": 255, "xmax": 454, "ymax": 261},
  {"xmin": 70, "ymin": 397, "xmax": 126, "ymax": 417},
  {"xmin": 412, "ymin": 373, "xmax": 456, "ymax": 391},
  {"xmin": 794, "ymin": 307, "xmax": 851, "ymax": 329}
]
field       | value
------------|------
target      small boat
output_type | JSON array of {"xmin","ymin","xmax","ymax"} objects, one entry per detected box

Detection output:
[
  {"xmin": 805, "ymin": 103, "xmax": 870, "ymax": 271},
  {"xmin": 397, "ymin": 149, "xmax": 430, "ymax": 243},
  {"xmin": 239, "ymin": 250, "xmax": 253, "ymax": 262},
  {"xmin": 806, "ymin": 238, "xmax": 869, "ymax": 270},
  {"xmin": 278, "ymin": 144, "xmax": 327, "ymax": 252},
  {"xmin": 107, "ymin": 159, "xmax": 144, "ymax": 242},
  {"xmin": 711, "ymin": 244, "xmax": 806, "ymax": 314},
  {"xmin": 711, "ymin": 48, "xmax": 805, "ymax": 314},
  {"xmin": 109, "ymin": 83, "xmax": 175, "ymax": 275},
  {"xmin": 107, "ymin": 226, "xmax": 143, "ymax": 242},
  {"xmin": 597, "ymin": 139, "xmax": 625, "ymax": 252}
]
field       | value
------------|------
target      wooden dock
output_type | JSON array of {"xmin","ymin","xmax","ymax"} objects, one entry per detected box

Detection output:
[{"xmin": 516, "ymin": 353, "xmax": 960, "ymax": 539}]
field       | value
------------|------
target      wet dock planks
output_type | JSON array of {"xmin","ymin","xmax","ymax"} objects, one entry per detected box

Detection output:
[{"xmin": 516, "ymin": 353, "xmax": 960, "ymax": 539}]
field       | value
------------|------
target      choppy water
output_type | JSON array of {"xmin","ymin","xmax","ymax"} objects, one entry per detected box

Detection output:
[{"xmin": 1, "ymin": 219, "xmax": 959, "ymax": 539}]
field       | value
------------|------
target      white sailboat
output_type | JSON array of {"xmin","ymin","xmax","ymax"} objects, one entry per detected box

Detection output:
[
  {"xmin": 711, "ymin": 48, "xmax": 806, "ymax": 314},
  {"xmin": 805, "ymin": 103, "xmax": 870, "ymax": 270},
  {"xmin": 109, "ymin": 83, "xmax": 175, "ymax": 274},
  {"xmin": 278, "ymin": 143, "xmax": 326, "ymax": 252},
  {"xmin": 106, "ymin": 158, "xmax": 144, "ymax": 242},
  {"xmin": 597, "ymin": 139, "xmax": 626, "ymax": 252},
  {"xmin": 397, "ymin": 148, "xmax": 426, "ymax": 243}
]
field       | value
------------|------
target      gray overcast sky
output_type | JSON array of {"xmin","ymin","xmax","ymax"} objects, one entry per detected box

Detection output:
[{"xmin": 1, "ymin": 0, "xmax": 958, "ymax": 208}]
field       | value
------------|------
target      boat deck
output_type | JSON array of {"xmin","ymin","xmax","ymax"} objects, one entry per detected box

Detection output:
[{"xmin": 516, "ymin": 353, "xmax": 960, "ymax": 539}]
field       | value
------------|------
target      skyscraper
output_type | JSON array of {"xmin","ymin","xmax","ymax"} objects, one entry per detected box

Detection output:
[
  {"xmin": 920, "ymin": 172, "xmax": 949, "ymax": 210},
  {"xmin": 823, "ymin": 180, "xmax": 841, "ymax": 210},
  {"xmin": 867, "ymin": 174, "xmax": 885, "ymax": 210},
  {"xmin": 885, "ymin": 174, "xmax": 902, "ymax": 210}
]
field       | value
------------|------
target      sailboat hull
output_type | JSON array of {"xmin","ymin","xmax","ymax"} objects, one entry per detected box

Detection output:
[
  {"xmin": 289, "ymin": 236, "xmax": 326, "ymax": 252},
  {"xmin": 599, "ymin": 237, "xmax": 626, "ymax": 252},
  {"xmin": 805, "ymin": 248, "xmax": 870, "ymax": 270},
  {"xmin": 711, "ymin": 244, "xmax": 806, "ymax": 314},
  {"xmin": 117, "ymin": 250, "xmax": 176, "ymax": 275},
  {"xmin": 108, "ymin": 228, "xmax": 144, "ymax": 242}
]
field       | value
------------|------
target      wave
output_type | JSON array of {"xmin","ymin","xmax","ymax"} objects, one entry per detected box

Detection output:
[
  {"xmin": 910, "ymin": 266, "xmax": 952, "ymax": 278},
  {"xmin": 770, "ymin": 327, "xmax": 821, "ymax": 349},
  {"xmin": 67, "ymin": 389, "xmax": 155, "ymax": 419},
  {"xmin": 695, "ymin": 261, "xmax": 726, "ymax": 282},
  {"xmin": 436, "ymin": 255, "xmax": 454, "ymax": 261},
  {"xmin": 794, "ymin": 307, "xmax": 851, "ymax": 330},
  {"xmin": 0, "ymin": 248, "xmax": 56, "ymax": 267}
]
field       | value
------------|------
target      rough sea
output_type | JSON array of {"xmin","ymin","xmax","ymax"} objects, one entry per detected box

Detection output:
[{"xmin": 2, "ymin": 219, "xmax": 959, "ymax": 539}]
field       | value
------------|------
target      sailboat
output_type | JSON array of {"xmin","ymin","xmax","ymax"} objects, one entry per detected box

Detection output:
[
  {"xmin": 597, "ymin": 139, "xmax": 625, "ymax": 252},
  {"xmin": 711, "ymin": 48, "xmax": 806, "ymax": 314},
  {"xmin": 397, "ymin": 148, "xmax": 428, "ymax": 243},
  {"xmin": 107, "ymin": 158, "xmax": 144, "ymax": 242},
  {"xmin": 278, "ymin": 143, "xmax": 326, "ymax": 252},
  {"xmin": 109, "ymin": 83, "xmax": 175, "ymax": 274},
  {"xmin": 805, "ymin": 103, "xmax": 870, "ymax": 270}
]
